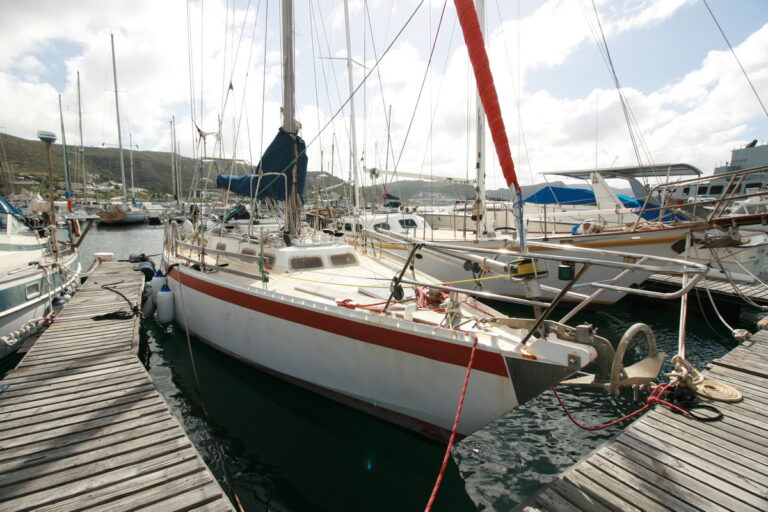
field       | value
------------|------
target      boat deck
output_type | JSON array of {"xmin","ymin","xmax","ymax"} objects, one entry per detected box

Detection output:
[
  {"xmin": 516, "ymin": 329, "xmax": 768, "ymax": 512},
  {"xmin": 0, "ymin": 261, "xmax": 234, "ymax": 511}
]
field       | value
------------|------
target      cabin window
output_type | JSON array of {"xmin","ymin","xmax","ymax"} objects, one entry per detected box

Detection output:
[
  {"xmin": 330, "ymin": 253, "xmax": 357, "ymax": 266},
  {"xmin": 344, "ymin": 223, "xmax": 353, "ymax": 232},
  {"xmin": 398, "ymin": 219, "xmax": 417, "ymax": 229},
  {"xmin": 709, "ymin": 185, "xmax": 724, "ymax": 195},
  {"xmin": 697, "ymin": 186, "xmax": 708, "ymax": 194},
  {"xmin": 290, "ymin": 256, "xmax": 324, "ymax": 270},
  {"xmin": 0, "ymin": 214, "xmax": 7, "ymax": 231},
  {"xmin": 745, "ymin": 183, "xmax": 761, "ymax": 191},
  {"xmin": 682, "ymin": 187, "xmax": 690, "ymax": 195},
  {"xmin": 240, "ymin": 247, "xmax": 257, "ymax": 256},
  {"xmin": 25, "ymin": 282, "xmax": 41, "ymax": 300},
  {"xmin": 373, "ymin": 222, "xmax": 390, "ymax": 230},
  {"xmin": 727, "ymin": 183, "xmax": 740, "ymax": 194}
]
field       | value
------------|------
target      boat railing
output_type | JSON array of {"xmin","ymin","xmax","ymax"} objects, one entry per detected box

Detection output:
[
  {"xmin": 633, "ymin": 165, "xmax": 768, "ymax": 230},
  {"xmin": 369, "ymin": 228, "xmax": 708, "ymax": 320}
]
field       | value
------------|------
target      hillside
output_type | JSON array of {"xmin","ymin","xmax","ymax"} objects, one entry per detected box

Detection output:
[
  {"xmin": 0, "ymin": 131, "xmax": 578, "ymax": 203},
  {"xmin": 0, "ymin": 132, "xmax": 197, "ymax": 197}
]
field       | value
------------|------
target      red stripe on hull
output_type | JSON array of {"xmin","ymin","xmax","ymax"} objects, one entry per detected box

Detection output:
[{"xmin": 168, "ymin": 267, "xmax": 509, "ymax": 377}]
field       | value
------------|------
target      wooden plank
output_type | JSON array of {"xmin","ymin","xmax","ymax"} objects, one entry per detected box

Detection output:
[
  {"xmin": 0, "ymin": 397, "xmax": 166, "ymax": 440},
  {"xmin": 586, "ymin": 452, "xmax": 697, "ymax": 512},
  {"xmin": 0, "ymin": 262, "xmax": 234, "ymax": 512},
  {"xmin": 0, "ymin": 367, "xmax": 146, "ymax": 401},
  {"xmin": 640, "ymin": 410, "xmax": 768, "ymax": 462},
  {"xmin": 129, "ymin": 483, "xmax": 225, "ymax": 512},
  {"xmin": 32, "ymin": 459, "xmax": 210, "ymax": 512},
  {"xmin": 547, "ymin": 479, "xmax": 613, "ymax": 512},
  {"xmin": 634, "ymin": 417, "xmax": 768, "ymax": 489},
  {"xmin": 611, "ymin": 436, "xmax": 764, "ymax": 512},
  {"xmin": 572, "ymin": 460, "xmax": 668, "ymax": 512},
  {"xmin": 0, "ymin": 374, "xmax": 152, "ymax": 411},
  {"xmin": 0, "ymin": 441, "xmax": 198, "ymax": 506},
  {"xmin": 0, "ymin": 414, "xmax": 175, "ymax": 463},
  {"xmin": 597, "ymin": 448, "xmax": 730, "ymax": 512},
  {"xmin": 2, "ymin": 358, "xmax": 137, "ymax": 384},
  {"xmin": 0, "ymin": 383, "xmax": 156, "ymax": 422},
  {"xmin": 0, "ymin": 428, "xmax": 188, "ymax": 488}
]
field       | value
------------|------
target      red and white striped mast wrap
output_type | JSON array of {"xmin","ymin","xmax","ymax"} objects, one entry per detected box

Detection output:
[{"xmin": 453, "ymin": 0, "xmax": 527, "ymax": 247}]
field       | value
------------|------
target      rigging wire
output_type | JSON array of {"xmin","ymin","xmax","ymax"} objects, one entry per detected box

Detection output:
[
  {"xmin": 580, "ymin": 0, "xmax": 656, "ymax": 187},
  {"xmin": 702, "ymin": 0, "xmax": 768, "ymax": 119}
]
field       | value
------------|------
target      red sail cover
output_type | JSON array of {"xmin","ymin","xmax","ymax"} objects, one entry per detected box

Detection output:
[{"xmin": 453, "ymin": 0, "xmax": 520, "ymax": 192}]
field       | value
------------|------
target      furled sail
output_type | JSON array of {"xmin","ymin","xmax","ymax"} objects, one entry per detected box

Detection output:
[
  {"xmin": 453, "ymin": 0, "xmax": 519, "ymax": 192},
  {"xmin": 216, "ymin": 127, "xmax": 308, "ymax": 201}
]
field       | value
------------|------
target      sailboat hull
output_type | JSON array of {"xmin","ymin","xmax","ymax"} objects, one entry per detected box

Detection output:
[
  {"xmin": 0, "ymin": 250, "xmax": 81, "ymax": 359},
  {"xmin": 167, "ymin": 266, "xmax": 525, "ymax": 441}
]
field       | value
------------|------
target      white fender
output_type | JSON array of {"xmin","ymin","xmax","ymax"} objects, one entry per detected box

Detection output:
[
  {"xmin": 155, "ymin": 283, "xmax": 175, "ymax": 326},
  {"xmin": 149, "ymin": 269, "xmax": 167, "ymax": 303}
]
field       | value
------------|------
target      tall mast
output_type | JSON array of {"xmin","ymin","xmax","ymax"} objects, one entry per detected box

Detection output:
[
  {"xmin": 58, "ymin": 95, "xmax": 71, "ymax": 194},
  {"xmin": 281, "ymin": 0, "xmax": 295, "ymax": 134},
  {"xmin": 281, "ymin": 0, "xmax": 301, "ymax": 237},
  {"xmin": 77, "ymin": 71, "xmax": 85, "ymax": 201},
  {"xmin": 473, "ymin": 0, "xmax": 486, "ymax": 232},
  {"xmin": 343, "ymin": 0, "xmax": 360, "ymax": 212},
  {"xmin": 129, "ymin": 132, "xmax": 135, "ymax": 199},
  {"xmin": 111, "ymin": 33, "xmax": 128, "ymax": 204},
  {"xmin": 170, "ymin": 118, "xmax": 177, "ymax": 204}
]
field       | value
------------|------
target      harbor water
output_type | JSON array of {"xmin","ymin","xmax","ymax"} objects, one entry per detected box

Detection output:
[{"xmin": 3, "ymin": 224, "xmax": 761, "ymax": 511}]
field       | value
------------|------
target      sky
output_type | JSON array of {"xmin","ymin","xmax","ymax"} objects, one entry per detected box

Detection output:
[{"xmin": 1, "ymin": 0, "xmax": 767, "ymax": 190}]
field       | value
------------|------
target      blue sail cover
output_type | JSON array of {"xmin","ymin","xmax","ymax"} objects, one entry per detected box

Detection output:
[
  {"xmin": 524, "ymin": 186, "xmax": 596, "ymax": 206},
  {"xmin": 216, "ymin": 128, "xmax": 308, "ymax": 201},
  {"xmin": 0, "ymin": 196, "xmax": 25, "ymax": 218}
]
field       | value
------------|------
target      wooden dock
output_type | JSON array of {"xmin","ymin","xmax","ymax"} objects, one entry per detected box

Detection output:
[
  {"xmin": 644, "ymin": 273, "xmax": 768, "ymax": 305},
  {"xmin": 0, "ymin": 261, "xmax": 235, "ymax": 511},
  {"xmin": 517, "ymin": 329, "xmax": 768, "ymax": 512}
]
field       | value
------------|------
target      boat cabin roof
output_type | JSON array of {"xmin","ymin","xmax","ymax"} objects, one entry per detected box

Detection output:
[{"xmin": 543, "ymin": 163, "xmax": 702, "ymax": 180}]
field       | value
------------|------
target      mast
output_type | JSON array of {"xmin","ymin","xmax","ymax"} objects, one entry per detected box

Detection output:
[
  {"xmin": 343, "ymin": 0, "xmax": 360, "ymax": 212},
  {"xmin": 58, "ymin": 95, "xmax": 71, "ymax": 194},
  {"xmin": 110, "ymin": 33, "xmax": 128, "ymax": 204},
  {"xmin": 453, "ymin": 0, "xmax": 523, "ymax": 244},
  {"xmin": 473, "ymin": 0, "xmax": 486, "ymax": 232},
  {"xmin": 77, "ymin": 71, "xmax": 85, "ymax": 201},
  {"xmin": 129, "ymin": 132, "xmax": 135, "ymax": 199},
  {"xmin": 281, "ymin": 0, "xmax": 301, "ymax": 237},
  {"xmin": 170, "ymin": 118, "xmax": 177, "ymax": 204}
]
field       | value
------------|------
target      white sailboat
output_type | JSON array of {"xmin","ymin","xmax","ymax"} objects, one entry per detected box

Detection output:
[
  {"xmin": 160, "ymin": 0, "xmax": 708, "ymax": 441},
  {"xmin": 97, "ymin": 34, "xmax": 148, "ymax": 226},
  {"xmin": 0, "ymin": 133, "xmax": 82, "ymax": 359}
]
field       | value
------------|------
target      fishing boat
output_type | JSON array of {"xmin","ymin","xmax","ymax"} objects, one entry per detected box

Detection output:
[{"xmin": 161, "ymin": 0, "xmax": 710, "ymax": 442}]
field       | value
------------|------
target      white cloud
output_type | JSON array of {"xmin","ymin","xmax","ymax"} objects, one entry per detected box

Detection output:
[{"xmin": 0, "ymin": 0, "xmax": 765, "ymax": 192}]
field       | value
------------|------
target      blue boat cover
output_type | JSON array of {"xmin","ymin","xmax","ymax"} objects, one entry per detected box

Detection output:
[
  {"xmin": 0, "ymin": 196, "xmax": 25, "ymax": 218},
  {"xmin": 216, "ymin": 128, "xmax": 308, "ymax": 201},
  {"xmin": 524, "ymin": 186, "xmax": 596, "ymax": 205},
  {"xmin": 525, "ymin": 187, "xmax": 680, "ymax": 221}
]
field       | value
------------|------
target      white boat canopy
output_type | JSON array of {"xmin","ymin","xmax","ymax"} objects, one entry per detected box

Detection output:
[{"xmin": 543, "ymin": 163, "xmax": 702, "ymax": 180}]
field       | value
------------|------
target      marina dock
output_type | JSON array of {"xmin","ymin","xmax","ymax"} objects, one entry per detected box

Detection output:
[
  {"xmin": 644, "ymin": 273, "xmax": 768, "ymax": 307},
  {"xmin": 517, "ymin": 329, "xmax": 768, "ymax": 512},
  {"xmin": 0, "ymin": 261, "xmax": 235, "ymax": 511}
]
